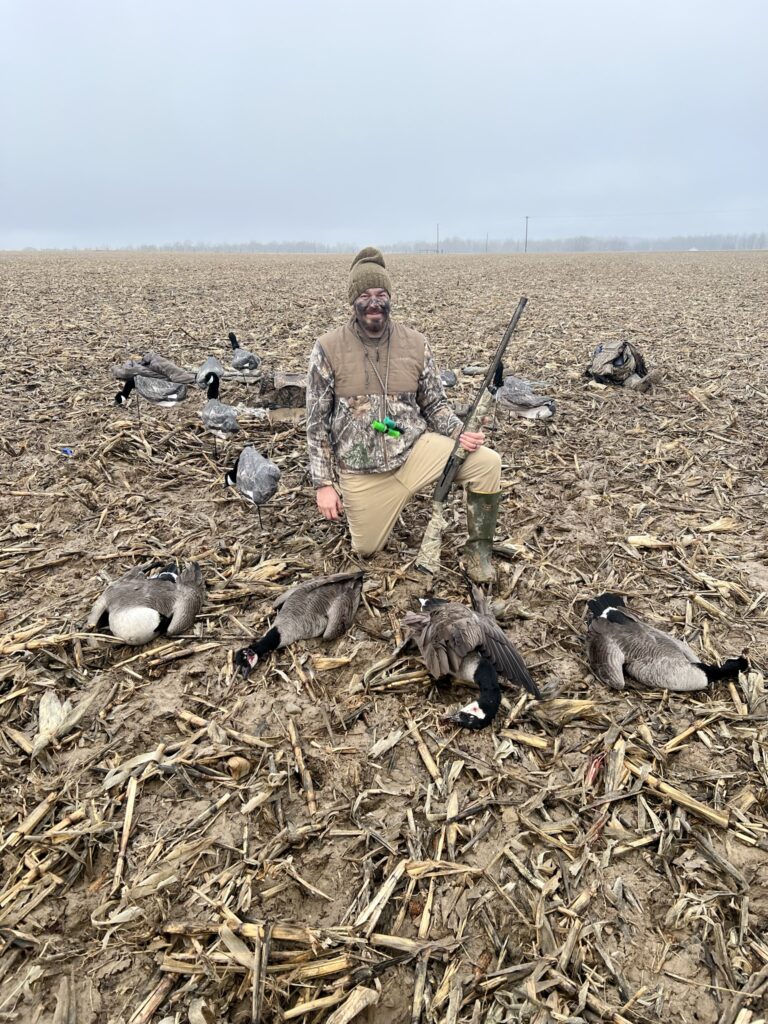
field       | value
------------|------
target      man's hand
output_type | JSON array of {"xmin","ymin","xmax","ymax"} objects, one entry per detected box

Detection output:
[
  {"xmin": 458, "ymin": 431, "xmax": 485, "ymax": 453},
  {"xmin": 316, "ymin": 485, "xmax": 344, "ymax": 520}
]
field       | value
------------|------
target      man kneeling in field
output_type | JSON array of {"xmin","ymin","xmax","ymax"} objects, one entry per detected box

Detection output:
[{"xmin": 306, "ymin": 246, "xmax": 502, "ymax": 583}]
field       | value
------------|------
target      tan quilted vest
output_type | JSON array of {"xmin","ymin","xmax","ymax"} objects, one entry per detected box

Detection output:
[{"xmin": 318, "ymin": 317, "xmax": 427, "ymax": 398}]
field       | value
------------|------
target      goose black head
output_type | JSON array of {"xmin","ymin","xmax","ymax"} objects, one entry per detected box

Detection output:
[
  {"xmin": 491, "ymin": 360, "xmax": 504, "ymax": 392},
  {"xmin": 205, "ymin": 372, "xmax": 221, "ymax": 399},
  {"xmin": 229, "ymin": 331, "xmax": 239, "ymax": 350},
  {"xmin": 418, "ymin": 597, "xmax": 449, "ymax": 612},
  {"xmin": 150, "ymin": 563, "xmax": 181, "ymax": 583},
  {"xmin": 443, "ymin": 698, "xmax": 494, "ymax": 730},
  {"xmin": 234, "ymin": 646, "xmax": 259, "ymax": 679}
]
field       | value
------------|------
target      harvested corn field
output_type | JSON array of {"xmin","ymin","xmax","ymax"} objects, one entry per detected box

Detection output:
[{"xmin": 1, "ymin": 250, "xmax": 767, "ymax": 1024}]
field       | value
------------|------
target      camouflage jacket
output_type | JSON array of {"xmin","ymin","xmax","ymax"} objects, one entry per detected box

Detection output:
[{"xmin": 306, "ymin": 317, "xmax": 462, "ymax": 487}]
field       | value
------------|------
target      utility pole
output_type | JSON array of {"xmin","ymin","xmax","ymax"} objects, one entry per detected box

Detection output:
[
  {"xmin": 524, "ymin": 215, "xmax": 529, "ymax": 254},
  {"xmin": 436, "ymin": 223, "xmax": 439, "ymax": 254}
]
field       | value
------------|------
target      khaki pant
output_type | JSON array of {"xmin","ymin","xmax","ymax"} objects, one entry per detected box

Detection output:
[{"xmin": 339, "ymin": 432, "xmax": 502, "ymax": 556}]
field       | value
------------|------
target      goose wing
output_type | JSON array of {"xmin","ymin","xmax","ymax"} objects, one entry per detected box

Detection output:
[
  {"xmin": 273, "ymin": 571, "xmax": 364, "ymax": 610},
  {"xmin": 586, "ymin": 627, "xmax": 627, "ymax": 690},
  {"xmin": 167, "ymin": 565, "xmax": 205, "ymax": 635},
  {"xmin": 85, "ymin": 591, "xmax": 110, "ymax": 630},
  {"xmin": 322, "ymin": 583, "xmax": 363, "ymax": 640},
  {"xmin": 106, "ymin": 577, "xmax": 176, "ymax": 615},
  {"xmin": 274, "ymin": 572, "xmax": 363, "ymax": 645},
  {"xmin": 640, "ymin": 622, "xmax": 698, "ymax": 663},
  {"xmin": 587, "ymin": 614, "xmax": 699, "ymax": 690},
  {"xmin": 409, "ymin": 604, "xmax": 486, "ymax": 679},
  {"xmin": 477, "ymin": 615, "xmax": 539, "ymax": 696},
  {"xmin": 86, "ymin": 566, "xmax": 146, "ymax": 627}
]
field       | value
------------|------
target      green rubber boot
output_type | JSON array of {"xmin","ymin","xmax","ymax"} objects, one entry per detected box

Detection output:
[{"xmin": 464, "ymin": 490, "xmax": 503, "ymax": 584}]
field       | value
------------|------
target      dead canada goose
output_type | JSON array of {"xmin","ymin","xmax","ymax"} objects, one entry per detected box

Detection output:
[
  {"xmin": 224, "ymin": 446, "xmax": 281, "ymax": 527},
  {"xmin": 235, "ymin": 570, "xmax": 364, "ymax": 678},
  {"xmin": 492, "ymin": 362, "xmax": 555, "ymax": 420},
  {"xmin": 200, "ymin": 372, "xmax": 240, "ymax": 440},
  {"xmin": 586, "ymin": 593, "xmax": 748, "ymax": 692},
  {"xmin": 114, "ymin": 375, "xmax": 187, "ymax": 407},
  {"xmin": 401, "ymin": 584, "xmax": 540, "ymax": 729},
  {"xmin": 86, "ymin": 562, "xmax": 204, "ymax": 645},
  {"xmin": 229, "ymin": 332, "xmax": 262, "ymax": 372}
]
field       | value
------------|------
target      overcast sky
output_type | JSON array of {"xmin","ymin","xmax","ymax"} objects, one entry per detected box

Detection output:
[{"xmin": 2, "ymin": 0, "xmax": 766, "ymax": 248}]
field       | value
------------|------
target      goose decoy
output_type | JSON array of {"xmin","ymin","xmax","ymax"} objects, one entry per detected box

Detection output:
[
  {"xmin": 200, "ymin": 372, "xmax": 240, "ymax": 440},
  {"xmin": 492, "ymin": 362, "xmax": 555, "ymax": 420},
  {"xmin": 401, "ymin": 583, "xmax": 540, "ymax": 730},
  {"xmin": 114, "ymin": 376, "xmax": 188, "ymax": 407},
  {"xmin": 85, "ymin": 562, "xmax": 204, "ymax": 645},
  {"xmin": 235, "ymin": 570, "xmax": 364, "ymax": 678},
  {"xmin": 586, "ymin": 592, "xmax": 748, "ymax": 692},
  {"xmin": 224, "ymin": 446, "xmax": 281, "ymax": 527},
  {"xmin": 196, "ymin": 356, "xmax": 226, "ymax": 388},
  {"xmin": 229, "ymin": 332, "xmax": 262, "ymax": 373},
  {"xmin": 440, "ymin": 369, "xmax": 457, "ymax": 388}
]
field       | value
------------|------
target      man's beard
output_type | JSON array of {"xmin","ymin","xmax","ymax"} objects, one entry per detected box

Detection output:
[{"xmin": 355, "ymin": 297, "xmax": 391, "ymax": 335}]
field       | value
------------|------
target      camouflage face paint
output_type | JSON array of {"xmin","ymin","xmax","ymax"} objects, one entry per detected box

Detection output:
[{"xmin": 354, "ymin": 289, "xmax": 391, "ymax": 336}]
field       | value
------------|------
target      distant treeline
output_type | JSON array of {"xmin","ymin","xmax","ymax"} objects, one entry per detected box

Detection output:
[
  {"xmin": 116, "ymin": 233, "xmax": 767, "ymax": 254},
  {"xmin": 398, "ymin": 233, "xmax": 768, "ymax": 254},
  {"xmin": 29, "ymin": 233, "xmax": 767, "ymax": 254}
]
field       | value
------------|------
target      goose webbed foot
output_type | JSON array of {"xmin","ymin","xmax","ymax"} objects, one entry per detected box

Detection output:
[{"xmin": 234, "ymin": 646, "xmax": 259, "ymax": 680}]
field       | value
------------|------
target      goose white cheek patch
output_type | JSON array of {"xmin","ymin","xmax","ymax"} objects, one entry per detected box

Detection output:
[{"xmin": 459, "ymin": 700, "xmax": 486, "ymax": 720}]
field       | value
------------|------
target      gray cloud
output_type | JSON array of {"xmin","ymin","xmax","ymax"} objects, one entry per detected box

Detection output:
[{"xmin": 3, "ymin": 0, "xmax": 766, "ymax": 247}]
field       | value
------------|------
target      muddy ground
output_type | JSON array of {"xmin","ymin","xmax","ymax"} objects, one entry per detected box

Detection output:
[{"xmin": 1, "ymin": 251, "xmax": 767, "ymax": 1024}]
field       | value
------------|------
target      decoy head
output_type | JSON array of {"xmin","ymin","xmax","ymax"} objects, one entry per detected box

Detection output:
[
  {"xmin": 114, "ymin": 379, "xmax": 135, "ymax": 405},
  {"xmin": 223, "ymin": 455, "xmax": 240, "ymax": 489},
  {"xmin": 228, "ymin": 331, "xmax": 239, "ymax": 350},
  {"xmin": 417, "ymin": 596, "xmax": 448, "ymax": 612},
  {"xmin": 205, "ymin": 372, "xmax": 221, "ymax": 398}
]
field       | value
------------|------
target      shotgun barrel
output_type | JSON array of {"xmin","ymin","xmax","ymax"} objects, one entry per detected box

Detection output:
[{"xmin": 415, "ymin": 297, "xmax": 528, "ymax": 574}]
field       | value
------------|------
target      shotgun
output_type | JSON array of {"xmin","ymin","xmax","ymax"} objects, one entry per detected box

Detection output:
[{"xmin": 415, "ymin": 297, "xmax": 528, "ymax": 574}]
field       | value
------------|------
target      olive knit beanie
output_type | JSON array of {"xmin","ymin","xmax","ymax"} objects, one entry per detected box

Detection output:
[{"xmin": 348, "ymin": 246, "xmax": 392, "ymax": 304}]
